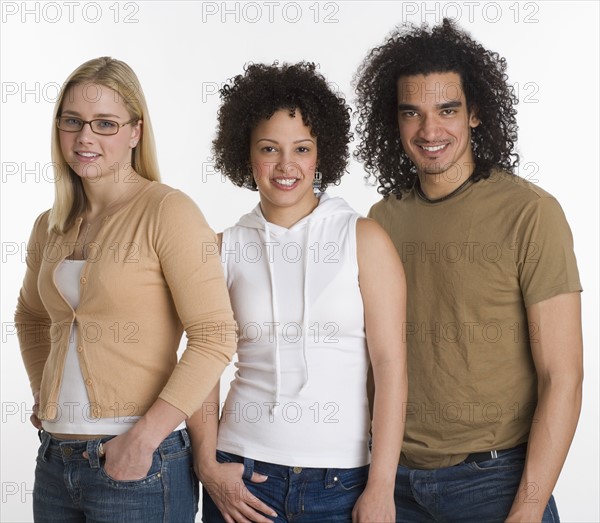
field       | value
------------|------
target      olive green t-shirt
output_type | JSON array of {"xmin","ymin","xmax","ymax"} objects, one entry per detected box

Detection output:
[{"xmin": 369, "ymin": 170, "xmax": 582, "ymax": 469}]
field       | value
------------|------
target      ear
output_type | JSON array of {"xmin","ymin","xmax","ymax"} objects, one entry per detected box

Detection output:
[
  {"xmin": 130, "ymin": 119, "xmax": 142, "ymax": 148},
  {"xmin": 469, "ymin": 107, "xmax": 481, "ymax": 128}
]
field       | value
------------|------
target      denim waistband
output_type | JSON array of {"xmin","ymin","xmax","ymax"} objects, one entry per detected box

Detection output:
[
  {"xmin": 217, "ymin": 450, "xmax": 369, "ymax": 485},
  {"xmin": 462, "ymin": 442, "xmax": 527, "ymax": 465},
  {"xmin": 37, "ymin": 428, "xmax": 191, "ymax": 467}
]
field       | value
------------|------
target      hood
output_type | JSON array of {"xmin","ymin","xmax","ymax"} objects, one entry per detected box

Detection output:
[{"xmin": 236, "ymin": 192, "xmax": 355, "ymax": 232}]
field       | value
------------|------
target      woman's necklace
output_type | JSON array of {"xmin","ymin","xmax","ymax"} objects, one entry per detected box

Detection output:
[{"xmin": 79, "ymin": 179, "xmax": 141, "ymax": 259}]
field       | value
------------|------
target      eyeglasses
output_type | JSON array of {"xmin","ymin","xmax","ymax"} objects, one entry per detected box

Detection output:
[{"xmin": 56, "ymin": 116, "xmax": 138, "ymax": 136}]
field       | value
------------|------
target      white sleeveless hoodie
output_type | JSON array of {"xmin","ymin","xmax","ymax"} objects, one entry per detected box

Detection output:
[{"xmin": 217, "ymin": 193, "xmax": 371, "ymax": 468}]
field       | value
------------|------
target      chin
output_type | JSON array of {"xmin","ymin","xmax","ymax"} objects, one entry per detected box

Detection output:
[{"xmin": 421, "ymin": 167, "xmax": 447, "ymax": 176}]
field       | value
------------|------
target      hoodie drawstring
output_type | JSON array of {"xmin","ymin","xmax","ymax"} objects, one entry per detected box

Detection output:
[
  {"xmin": 299, "ymin": 222, "xmax": 311, "ymax": 392},
  {"xmin": 264, "ymin": 223, "xmax": 281, "ymax": 416}
]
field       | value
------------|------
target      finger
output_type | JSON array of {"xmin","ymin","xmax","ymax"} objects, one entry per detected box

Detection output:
[
  {"xmin": 241, "ymin": 494, "xmax": 277, "ymax": 521},
  {"xmin": 229, "ymin": 508, "xmax": 254, "ymax": 523},
  {"xmin": 247, "ymin": 499, "xmax": 277, "ymax": 521},
  {"xmin": 249, "ymin": 472, "xmax": 269, "ymax": 483},
  {"xmin": 224, "ymin": 488, "xmax": 275, "ymax": 523},
  {"xmin": 82, "ymin": 451, "xmax": 89, "ymax": 459}
]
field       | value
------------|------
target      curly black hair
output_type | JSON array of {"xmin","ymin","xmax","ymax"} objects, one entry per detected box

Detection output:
[
  {"xmin": 212, "ymin": 61, "xmax": 352, "ymax": 191},
  {"xmin": 353, "ymin": 18, "xmax": 519, "ymax": 197}
]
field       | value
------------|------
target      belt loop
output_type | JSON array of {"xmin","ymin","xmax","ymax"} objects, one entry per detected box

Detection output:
[
  {"xmin": 242, "ymin": 457, "xmax": 255, "ymax": 481},
  {"xmin": 37, "ymin": 430, "xmax": 51, "ymax": 463},
  {"xmin": 325, "ymin": 468, "xmax": 339, "ymax": 488},
  {"xmin": 86, "ymin": 439, "xmax": 103, "ymax": 469},
  {"xmin": 179, "ymin": 428, "xmax": 191, "ymax": 449}
]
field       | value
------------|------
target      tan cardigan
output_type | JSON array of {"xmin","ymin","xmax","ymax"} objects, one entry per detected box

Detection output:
[{"xmin": 15, "ymin": 182, "xmax": 237, "ymax": 420}]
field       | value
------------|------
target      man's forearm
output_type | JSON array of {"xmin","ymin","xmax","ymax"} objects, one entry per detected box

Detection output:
[{"xmin": 507, "ymin": 376, "xmax": 582, "ymax": 521}]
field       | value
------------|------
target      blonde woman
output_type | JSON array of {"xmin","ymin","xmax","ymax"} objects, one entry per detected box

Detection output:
[{"xmin": 15, "ymin": 57, "xmax": 237, "ymax": 523}]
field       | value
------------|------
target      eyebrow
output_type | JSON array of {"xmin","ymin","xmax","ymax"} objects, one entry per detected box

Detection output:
[
  {"xmin": 398, "ymin": 101, "xmax": 463, "ymax": 111},
  {"xmin": 255, "ymin": 138, "xmax": 316, "ymax": 144},
  {"xmin": 60, "ymin": 110, "xmax": 123, "ymax": 119}
]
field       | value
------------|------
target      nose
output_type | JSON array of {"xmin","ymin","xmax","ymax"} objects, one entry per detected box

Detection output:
[
  {"xmin": 77, "ymin": 122, "xmax": 96, "ymax": 142},
  {"xmin": 276, "ymin": 151, "xmax": 300, "ymax": 177},
  {"xmin": 419, "ymin": 114, "xmax": 442, "ymax": 142},
  {"xmin": 275, "ymin": 150, "xmax": 290, "ymax": 173}
]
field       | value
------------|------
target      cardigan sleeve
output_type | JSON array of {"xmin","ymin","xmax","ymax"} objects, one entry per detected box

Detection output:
[
  {"xmin": 14, "ymin": 210, "xmax": 52, "ymax": 394},
  {"xmin": 154, "ymin": 191, "xmax": 237, "ymax": 417}
]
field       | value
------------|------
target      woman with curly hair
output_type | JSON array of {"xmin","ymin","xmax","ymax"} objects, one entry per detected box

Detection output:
[{"xmin": 187, "ymin": 62, "xmax": 407, "ymax": 523}]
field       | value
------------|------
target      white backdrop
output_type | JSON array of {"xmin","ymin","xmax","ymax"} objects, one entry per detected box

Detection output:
[{"xmin": 1, "ymin": 1, "xmax": 598, "ymax": 521}]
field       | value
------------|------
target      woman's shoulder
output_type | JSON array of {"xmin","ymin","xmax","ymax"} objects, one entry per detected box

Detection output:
[
  {"xmin": 142, "ymin": 181, "xmax": 185, "ymax": 203},
  {"xmin": 28, "ymin": 209, "xmax": 52, "ymax": 239},
  {"xmin": 34, "ymin": 209, "xmax": 52, "ymax": 226},
  {"xmin": 139, "ymin": 182, "xmax": 203, "ymax": 215},
  {"xmin": 355, "ymin": 216, "xmax": 388, "ymax": 240}
]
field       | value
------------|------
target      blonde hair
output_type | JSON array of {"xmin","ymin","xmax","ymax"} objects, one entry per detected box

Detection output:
[{"xmin": 49, "ymin": 57, "xmax": 161, "ymax": 233}]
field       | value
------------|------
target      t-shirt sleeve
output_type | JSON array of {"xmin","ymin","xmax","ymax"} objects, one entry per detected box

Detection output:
[{"xmin": 515, "ymin": 196, "xmax": 582, "ymax": 308}]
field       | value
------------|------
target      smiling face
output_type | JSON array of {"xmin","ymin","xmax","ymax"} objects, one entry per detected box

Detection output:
[
  {"xmin": 250, "ymin": 108, "xmax": 319, "ymax": 224},
  {"xmin": 396, "ymin": 71, "xmax": 480, "ymax": 185},
  {"xmin": 58, "ymin": 82, "xmax": 141, "ymax": 181}
]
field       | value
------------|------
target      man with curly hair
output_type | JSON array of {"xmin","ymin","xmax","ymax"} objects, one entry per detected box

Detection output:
[{"xmin": 354, "ymin": 18, "xmax": 582, "ymax": 522}]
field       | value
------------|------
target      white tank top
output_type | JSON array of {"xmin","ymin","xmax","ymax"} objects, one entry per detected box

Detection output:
[
  {"xmin": 217, "ymin": 194, "xmax": 371, "ymax": 468},
  {"xmin": 42, "ymin": 259, "xmax": 140, "ymax": 434}
]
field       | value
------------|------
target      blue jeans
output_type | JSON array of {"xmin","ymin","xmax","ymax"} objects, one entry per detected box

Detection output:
[
  {"xmin": 395, "ymin": 445, "xmax": 559, "ymax": 522},
  {"xmin": 202, "ymin": 451, "xmax": 369, "ymax": 522},
  {"xmin": 33, "ymin": 429, "xmax": 199, "ymax": 523}
]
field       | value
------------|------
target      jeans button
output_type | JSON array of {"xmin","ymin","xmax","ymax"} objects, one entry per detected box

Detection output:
[
  {"xmin": 62, "ymin": 446, "xmax": 73, "ymax": 457},
  {"xmin": 293, "ymin": 467, "xmax": 302, "ymax": 474}
]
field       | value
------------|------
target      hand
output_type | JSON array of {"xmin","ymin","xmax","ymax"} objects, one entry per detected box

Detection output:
[
  {"xmin": 504, "ymin": 506, "xmax": 544, "ymax": 523},
  {"xmin": 84, "ymin": 431, "xmax": 155, "ymax": 481},
  {"xmin": 197, "ymin": 460, "xmax": 277, "ymax": 523},
  {"xmin": 505, "ymin": 515, "xmax": 543, "ymax": 523},
  {"xmin": 30, "ymin": 391, "xmax": 42, "ymax": 429},
  {"xmin": 352, "ymin": 485, "xmax": 395, "ymax": 523}
]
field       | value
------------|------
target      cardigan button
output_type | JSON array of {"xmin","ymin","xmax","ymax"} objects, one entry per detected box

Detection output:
[
  {"xmin": 77, "ymin": 346, "xmax": 83, "ymax": 352},
  {"xmin": 80, "ymin": 277, "xmax": 87, "ymax": 284},
  {"xmin": 85, "ymin": 378, "xmax": 93, "ymax": 386}
]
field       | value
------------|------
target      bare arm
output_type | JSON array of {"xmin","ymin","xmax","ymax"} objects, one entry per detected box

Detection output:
[
  {"xmin": 506, "ymin": 292, "xmax": 583, "ymax": 522},
  {"xmin": 352, "ymin": 218, "xmax": 407, "ymax": 523},
  {"xmin": 186, "ymin": 232, "xmax": 276, "ymax": 523},
  {"xmin": 188, "ymin": 383, "xmax": 221, "ymax": 478}
]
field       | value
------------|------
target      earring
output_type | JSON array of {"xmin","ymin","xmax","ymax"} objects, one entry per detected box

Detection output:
[
  {"xmin": 313, "ymin": 170, "xmax": 322, "ymax": 191},
  {"xmin": 244, "ymin": 165, "xmax": 258, "ymax": 190}
]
